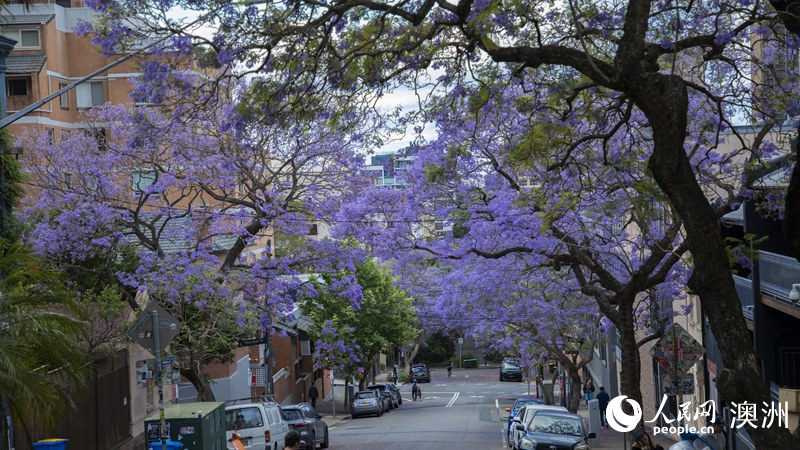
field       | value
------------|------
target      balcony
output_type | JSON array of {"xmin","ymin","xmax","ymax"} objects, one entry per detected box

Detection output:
[
  {"xmin": 759, "ymin": 251, "xmax": 800, "ymax": 300},
  {"xmin": 733, "ymin": 275, "xmax": 754, "ymax": 321},
  {"xmin": 5, "ymin": 94, "xmax": 34, "ymax": 111}
]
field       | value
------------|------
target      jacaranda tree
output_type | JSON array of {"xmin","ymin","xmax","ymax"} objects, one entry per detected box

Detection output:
[{"xmin": 78, "ymin": 0, "xmax": 800, "ymax": 445}]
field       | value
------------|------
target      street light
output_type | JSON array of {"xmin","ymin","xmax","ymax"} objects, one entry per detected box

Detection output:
[{"xmin": 789, "ymin": 284, "xmax": 800, "ymax": 303}]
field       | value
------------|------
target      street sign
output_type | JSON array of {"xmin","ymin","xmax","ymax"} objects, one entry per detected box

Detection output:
[
  {"xmin": 457, "ymin": 337, "xmax": 464, "ymax": 345},
  {"xmin": 649, "ymin": 323, "xmax": 705, "ymax": 376},
  {"xmin": 127, "ymin": 302, "xmax": 181, "ymax": 355},
  {"xmin": 238, "ymin": 337, "xmax": 269, "ymax": 347},
  {"xmin": 662, "ymin": 373, "xmax": 695, "ymax": 396}
]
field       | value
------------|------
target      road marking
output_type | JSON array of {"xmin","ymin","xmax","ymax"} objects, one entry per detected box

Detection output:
[{"xmin": 445, "ymin": 392, "xmax": 460, "ymax": 407}]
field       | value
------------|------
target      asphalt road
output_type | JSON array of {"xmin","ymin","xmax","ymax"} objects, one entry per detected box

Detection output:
[{"xmin": 326, "ymin": 366, "xmax": 537, "ymax": 449}]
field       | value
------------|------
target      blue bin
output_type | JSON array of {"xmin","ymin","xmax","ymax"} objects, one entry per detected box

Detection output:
[
  {"xmin": 148, "ymin": 441, "xmax": 184, "ymax": 449},
  {"xmin": 32, "ymin": 439, "xmax": 68, "ymax": 450}
]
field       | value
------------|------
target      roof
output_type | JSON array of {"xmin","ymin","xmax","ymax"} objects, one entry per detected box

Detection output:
[
  {"xmin": 721, "ymin": 206, "xmax": 743, "ymax": 225},
  {"xmin": 123, "ymin": 214, "xmax": 237, "ymax": 254},
  {"xmin": 0, "ymin": 13, "xmax": 55, "ymax": 25},
  {"xmin": 5, "ymin": 55, "xmax": 46, "ymax": 74}
]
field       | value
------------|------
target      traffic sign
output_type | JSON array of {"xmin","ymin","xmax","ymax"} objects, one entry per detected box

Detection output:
[
  {"xmin": 457, "ymin": 337, "xmax": 464, "ymax": 345},
  {"xmin": 649, "ymin": 323, "xmax": 705, "ymax": 375},
  {"xmin": 662, "ymin": 373, "xmax": 695, "ymax": 396},
  {"xmin": 127, "ymin": 302, "xmax": 181, "ymax": 355}
]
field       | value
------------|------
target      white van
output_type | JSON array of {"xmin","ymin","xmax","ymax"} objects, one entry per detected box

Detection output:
[{"xmin": 225, "ymin": 398, "xmax": 289, "ymax": 450}]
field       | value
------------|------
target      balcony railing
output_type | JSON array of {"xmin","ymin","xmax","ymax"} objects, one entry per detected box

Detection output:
[
  {"xmin": 759, "ymin": 251, "xmax": 800, "ymax": 301},
  {"xmin": 733, "ymin": 275, "xmax": 754, "ymax": 321},
  {"xmin": 5, "ymin": 95, "xmax": 34, "ymax": 111}
]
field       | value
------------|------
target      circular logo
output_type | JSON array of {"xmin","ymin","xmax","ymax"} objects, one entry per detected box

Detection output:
[{"xmin": 606, "ymin": 395, "xmax": 642, "ymax": 432}]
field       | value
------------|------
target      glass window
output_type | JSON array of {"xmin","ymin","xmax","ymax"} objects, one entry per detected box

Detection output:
[
  {"xmin": 20, "ymin": 30, "xmax": 39, "ymax": 47},
  {"xmin": 225, "ymin": 407, "xmax": 263, "ymax": 431},
  {"xmin": 6, "ymin": 78, "xmax": 28, "ymax": 96},
  {"xmin": 133, "ymin": 170, "xmax": 158, "ymax": 193},
  {"xmin": 281, "ymin": 409, "xmax": 303, "ymax": 421},
  {"xmin": 76, "ymin": 82, "xmax": 105, "ymax": 108},
  {"xmin": 59, "ymin": 83, "xmax": 69, "ymax": 108},
  {"xmin": 0, "ymin": 29, "xmax": 40, "ymax": 49}
]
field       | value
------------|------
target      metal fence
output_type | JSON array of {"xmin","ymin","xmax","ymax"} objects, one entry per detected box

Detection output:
[{"xmin": 758, "ymin": 251, "xmax": 800, "ymax": 300}]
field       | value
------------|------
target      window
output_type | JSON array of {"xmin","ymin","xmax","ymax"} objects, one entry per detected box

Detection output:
[
  {"xmin": 133, "ymin": 170, "xmax": 158, "ymax": 194},
  {"xmin": 225, "ymin": 407, "xmax": 263, "ymax": 431},
  {"xmin": 56, "ymin": 0, "xmax": 72, "ymax": 7},
  {"xmin": 58, "ymin": 83, "xmax": 69, "ymax": 108},
  {"xmin": 76, "ymin": 81, "xmax": 104, "ymax": 107},
  {"xmin": 45, "ymin": 128, "xmax": 54, "ymax": 145},
  {"xmin": 308, "ymin": 223, "xmax": 318, "ymax": 236},
  {"xmin": 6, "ymin": 78, "xmax": 28, "ymax": 96},
  {"xmin": 60, "ymin": 129, "xmax": 71, "ymax": 141},
  {"xmin": 0, "ymin": 29, "xmax": 41, "ymax": 49}
]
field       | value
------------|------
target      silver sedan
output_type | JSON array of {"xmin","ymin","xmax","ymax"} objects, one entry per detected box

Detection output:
[{"xmin": 350, "ymin": 390, "xmax": 385, "ymax": 419}]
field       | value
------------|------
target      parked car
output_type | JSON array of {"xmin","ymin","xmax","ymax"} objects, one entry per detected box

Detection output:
[
  {"xmin": 505, "ymin": 398, "xmax": 543, "ymax": 444},
  {"xmin": 500, "ymin": 360, "xmax": 523, "ymax": 382},
  {"xmin": 367, "ymin": 383, "xmax": 401, "ymax": 408},
  {"xmin": 410, "ymin": 363, "xmax": 431, "ymax": 383},
  {"xmin": 224, "ymin": 397, "xmax": 289, "ymax": 450},
  {"xmin": 280, "ymin": 402, "xmax": 329, "ymax": 449},
  {"xmin": 510, "ymin": 404, "xmax": 568, "ymax": 450},
  {"xmin": 515, "ymin": 410, "xmax": 595, "ymax": 450},
  {"xmin": 350, "ymin": 390, "xmax": 385, "ymax": 418}
]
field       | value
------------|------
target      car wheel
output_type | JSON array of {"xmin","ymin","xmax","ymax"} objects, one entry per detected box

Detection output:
[
  {"xmin": 398, "ymin": 396, "xmax": 402, "ymax": 405},
  {"xmin": 321, "ymin": 427, "xmax": 329, "ymax": 448},
  {"xmin": 351, "ymin": 413, "xmax": 357, "ymax": 419},
  {"xmin": 310, "ymin": 432, "xmax": 316, "ymax": 449}
]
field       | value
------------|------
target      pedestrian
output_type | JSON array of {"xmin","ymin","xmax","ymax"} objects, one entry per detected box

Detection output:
[
  {"xmin": 308, "ymin": 384, "xmax": 319, "ymax": 409},
  {"xmin": 583, "ymin": 378, "xmax": 595, "ymax": 406},
  {"xmin": 392, "ymin": 366, "xmax": 398, "ymax": 385},
  {"xmin": 595, "ymin": 386, "xmax": 610, "ymax": 428},
  {"xmin": 285, "ymin": 430, "xmax": 301, "ymax": 450}
]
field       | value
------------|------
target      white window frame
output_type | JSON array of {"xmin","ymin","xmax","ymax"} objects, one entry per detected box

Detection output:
[
  {"xmin": 58, "ymin": 82, "xmax": 69, "ymax": 108},
  {"xmin": 0, "ymin": 29, "xmax": 41, "ymax": 49},
  {"xmin": 76, "ymin": 81, "xmax": 105, "ymax": 108}
]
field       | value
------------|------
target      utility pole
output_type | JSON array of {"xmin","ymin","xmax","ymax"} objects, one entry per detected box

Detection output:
[{"xmin": 152, "ymin": 310, "xmax": 167, "ymax": 450}]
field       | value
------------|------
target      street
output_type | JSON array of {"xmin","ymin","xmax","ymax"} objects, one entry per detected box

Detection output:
[
  {"xmin": 321, "ymin": 366, "xmax": 675, "ymax": 450},
  {"xmin": 326, "ymin": 367, "xmax": 544, "ymax": 449}
]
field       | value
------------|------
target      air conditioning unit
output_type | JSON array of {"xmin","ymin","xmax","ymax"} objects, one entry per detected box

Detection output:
[{"xmin": 779, "ymin": 388, "xmax": 800, "ymax": 412}]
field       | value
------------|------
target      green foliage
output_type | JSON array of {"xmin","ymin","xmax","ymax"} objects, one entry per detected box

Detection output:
[
  {"xmin": 302, "ymin": 259, "xmax": 418, "ymax": 376},
  {"xmin": 0, "ymin": 130, "xmax": 24, "ymax": 247},
  {"xmin": 0, "ymin": 243, "xmax": 89, "ymax": 433},
  {"xmin": 725, "ymin": 233, "xmax": 769, "ymax": 274},
  {"xmin": 414, "ymin": 330, "xmax": 455, "ymax": 364}
]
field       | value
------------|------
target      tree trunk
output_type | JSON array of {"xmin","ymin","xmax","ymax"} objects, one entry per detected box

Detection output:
[
  {"xmin": 404, "ymin": 341, "xmax": 420, "ymax": 374},
  {"xmin": 565, "ymin": 364, "xmax": 584, "ymax": 413},
  {"xmin": 617, "ymin": 311, "xmax": 644, "ymax": 409},
  {"xmin": 180, "ymin": 365, "xmax": 216, "ymax": 402},
  {"xmin": 639, "ymin": 75, "xmax": 797, "ymax": 447},
  {"xmin": 344, "ymin": 378, "xmax": 350, "ymax": 412}
]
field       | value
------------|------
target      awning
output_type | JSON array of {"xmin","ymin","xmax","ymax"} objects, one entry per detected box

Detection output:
[
  {"xmin": 721, "ymin": 206, "xmax": 743, "ymax": 226},
  {"xmin": 0, "ymin": 14, "xmax": 55, "ymax": 26},
  {"xmin": 5, "ymin": 55, "xmax": 46, "ymax": 74}
]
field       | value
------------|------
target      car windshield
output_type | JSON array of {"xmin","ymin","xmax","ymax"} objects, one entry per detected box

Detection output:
[
  {"xmin": 281, "ymin": 409, "xmax": 303, "ymax": 421},
  {"xmin": 354, "ymin": 392, "xmax": 375, "ymax": 400},
  {"xmin": 368, "ymin": 385, "xmax": 385, "ymax": 391},
  {"xmin": 529, "ymin": 415, "xmax": 583, "ymax": 436},
  {"xmin": 502, "ymin": 362, "xmax": 520, "ymax": 369},
  {"xmin": 411, "ymin": 367, "xmax": 426, "ymax": 373},
  {"xmin": 514, "ymin": 400, "xmax": 538, "ymax": 412}
]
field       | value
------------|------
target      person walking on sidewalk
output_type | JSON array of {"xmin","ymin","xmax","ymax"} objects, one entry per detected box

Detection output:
[
  {"xmin": 583, "ymin": 379, "xmax": 595, "ymax": 406},
  {"xmin": 595, "ymin": 386, "xmax": 610, "ymax": 428},
  {"xmin": 309, "ymin": 384, "xmax": 319, "ymax": 408}
]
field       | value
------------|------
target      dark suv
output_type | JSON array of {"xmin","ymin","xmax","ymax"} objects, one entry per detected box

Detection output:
[
  {"xmin": 367, "ymin": 383, "xmax": 402, "ymax": 408},
  {"xmin": 500, "ymin": 361, "xmax": 523, "ymax": 381},
  {"xmin": 410, "ymin": 364, "xmax": 431, "ymax": 383}
]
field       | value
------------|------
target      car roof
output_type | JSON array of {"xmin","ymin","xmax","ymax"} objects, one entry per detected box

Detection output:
[
  {"xmin": 281, "ymin": 402, "xmax": 312, "ymax": 410},
  {"xmin": 224, "ymin": 396, "xmax": 280, "ymax": 408}
]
